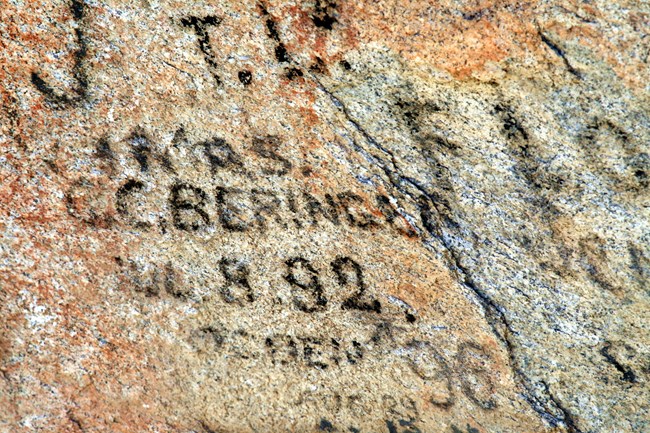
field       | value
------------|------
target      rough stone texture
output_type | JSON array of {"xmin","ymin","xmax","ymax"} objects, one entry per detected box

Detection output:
[{"xmin": 1, "ymin": 1, "xmax": 648, "ymax": 432}]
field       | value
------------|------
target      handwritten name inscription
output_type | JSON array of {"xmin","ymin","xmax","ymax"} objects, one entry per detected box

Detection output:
[
  {"xmin": 32, "ymin": 2, "xmax": 514, "ymax": 431},
  {"xmin": 61, "ymin": 125, "xmax": 501, "ymax": 432}
]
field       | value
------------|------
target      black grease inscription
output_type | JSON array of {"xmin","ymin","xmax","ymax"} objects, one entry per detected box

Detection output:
[
  {"xmin": 127, "ymin": 261, "xmax": 185, "ymax": 299},
  {"xmin": 496, "ymin": 103, "xmax": 569, "ymax": 194},
  {"xmin": 261, "ymin": 5, "xmax": 280, "ymax": 41},
  {"xmin": 201, "ymin": 137, "xmax": 244, "ymax": 173},
  {"xmin": 274, "ymin": 44, "xmax": 290, "ymax": 63},
  {"xmin": 319, "ymin": 418, "xmax": 335, "ymax": 431},
  {"xmin": 405, "ymin": 340, "xmax": 454, "ymax": 409},
  {"xmin": 284, "ymin": 257, "xmax": 328, "ymax": 312},
  {"xmin": 456, "ymin": 342, "xmax": 497, "ymax": 410},
  {"xmin": 310, "ymin": 0, "xmax": 338, "ymax": 30},
  {"xmin": 220, "ymin": 258, "xmax": 255, "ymax": 303},
  {"xmin": 495, "ymin": 104, "xmax": 528, "ymax": 142},
  {"xmin": 337, "ymin": 192, "xmax": 379, "ymax": 229},
  {"xmin": 216, "ymin": 186, "xmax": 253, "ymax": 232},
  {"xmin": 580, "ymin": 119, "xmax": 647, "ymax": 193},
  {"xmin": 304, "ymin": 192, "xmax": 340, "ymax": 226},
  {"xmin": 251, "ymin": 189, "xmax": 285, "ymax": 230},
  {"xmin": 129, "ymin": 130, "xmax": 152, "ymax": 172},
  {"xmin": 382, "ymin": 395, "xmax": 419, "ymax": 419},
  {"xmin": 82, "ymin": 128, "xmax": 418, "ymax": 239},
  {"xmin": 192, "ymin": 325, "xmax": 226, "ymax": 351},
  {"xmin": 116, "ymin": 179, "xmax": 150, "ymax": 228},
  {"xmin": 238, "ymin": 70, "xmax": 253, "ymax": 85},
  {"xmin": 251, "ymin": 136, "xmax": 292, "ymax": 175},
  {"xmin": 127, "ymin": 253, "xmax": 421, "ymax": 335},
  {"xmin": 263, "ymin": 331, "xmax": 365, "ymax": 370},
  {"xmin": 345, "ymin": 340, "xmax": 363, "ymax": 364},
  {"xmin": 600, "ymin": 341, "xmax": 637, "ymax": 383},
  {"xmin": 260, "ymin": 4, "xmax": 293, "ymax": 68},
  {"xmin": 285, "ymin": 67, "xmax": 304, "ymax": 80},
  {"xmin": 180, "ymin": 15, "xmax": 223, "ymax": 84},
  {"xmin": 386, "ymin": 419, "xmax": 422, "ymax": 433},
  {"xmin": 309, "ymin": 57, "xmax": 327, "ymax": 73},
  {"xmin": 113, "ymin": 180, "xmax": 415, "ymax": 237},
  {"xmin": 32, "ymin": 0, "xmax": 89, "ymax": 107},
  {"xmin": 95, "ymin": 137, "xmax": 115, "ymax": 160},
  {"xmin": 301, "ymin": 337, "xmax": 330, "ymax": 369},
  {"xmin": 332, "ymin": 257, "xmax": 381, "ymax": 313},
  {"xmin": 298, "ymin": 393, "xmax": 421, "ymax": 432},
  {"xmin": 140, "ymin": 254, "xmax": 411, "ymax": 324},
  {"xmin": 159, "ymin": 262, "xmax": 503, "ymax": 413},
  {"xmin": 170, "ymin": 182, "xmax": 210, "ymax": 231}
]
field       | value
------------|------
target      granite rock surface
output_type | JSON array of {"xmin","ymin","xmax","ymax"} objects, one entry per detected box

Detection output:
[{"xmin": 1, "ymin": 1, "xmax": 648, "ymax": 432}]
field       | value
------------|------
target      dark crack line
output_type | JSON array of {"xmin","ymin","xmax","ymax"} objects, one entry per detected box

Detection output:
[
  {"xmin": 259, "ymin": 16, "xmax": 580, "ymax": 428},
  {"xmin": 314, "ymin": 80, "xmax": 402, "ymax": 177},
  {"xmin": 312, "ymin": 75, "xmax": 583, "ymax": 433},
  {"xmin": 542, "ymin": 381, "xmax": 584, "ymax": 433},
  {"xmin": 538, "ymin": 31, "xmax": 582, "ymax": 79}
]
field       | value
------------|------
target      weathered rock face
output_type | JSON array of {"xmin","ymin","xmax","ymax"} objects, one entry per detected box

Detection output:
[{"xmin": 1, "ymin": 1, "xmax": 648, "ymax": 432}]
